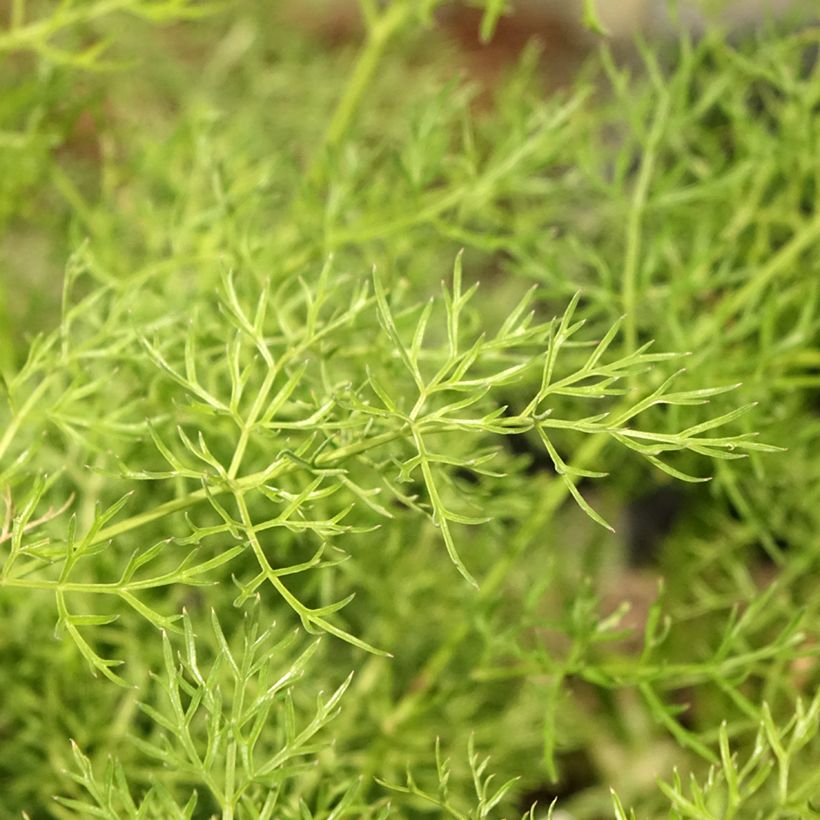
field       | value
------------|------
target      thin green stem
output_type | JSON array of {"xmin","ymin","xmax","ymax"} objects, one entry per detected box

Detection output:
[
  {"xmin": 0, "ymin": 0, "xmax": 131, "ymax": 53},
  {"xmin": 227, "ymin": 365, "xmax": 278, "ymax": 480},
  {"xmin": 315, "ymin": 428, "xmax": 407, "ymax": 465},
  {"xmin": 694, "ymin": 210, "xmax": 820, "ymax": 345},
  {"xmin": 0, "ymin": 375, "xmax": 53, "ymax": 464},
  {"xmin": 383, "ymin": 427, "xmax": 613, "ymax": 732},
  {"xmin": 233, "ymin": 489, "xmax": 387, "ymax": 655},
  {"xmin": 623, "ymin": 92, "xmax": 670, "ymax": 355},
  {"xmin": 93, "ymin": 488, "xmax": 209, "ymax": 546},
  {"xmin": 308, "ymin": 1, "xmax": 411, "ymax": 182},
  {"xmin": 3, "ymin": 425, "xmax": 408, "ymax": 560}
]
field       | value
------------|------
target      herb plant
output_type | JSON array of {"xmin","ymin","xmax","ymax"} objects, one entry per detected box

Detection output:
[{"xmin": 2, "ymin": 1, "xmax": 819, "ymax": 817}]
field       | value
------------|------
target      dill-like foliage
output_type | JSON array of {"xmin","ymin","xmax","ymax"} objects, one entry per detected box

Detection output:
[{"xmin": 1, "ymin": 1, "xmax": 818, "ymax": 817}]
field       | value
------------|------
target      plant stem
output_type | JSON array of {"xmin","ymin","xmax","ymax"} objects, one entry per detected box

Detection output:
[
  {"xmin": 309, "ymin": 1, "xmax": 411, "ymax": 182},
  {"xmin": 0, "ymin": 376, "xmax": 53, "ymax": 464},
  {"xmin": 15, "ymin": 427, "xmax": 408, "ymax": 554},
  {"xmin": 383, "ymin": 427, "xmax": 613, "ymax": 733},
  {"xmin": 695, "ymin": 210, "xmax": 820, "ymax": 344},
  {"xmin": 623, "ymin": 91, "xmax": 670, "ymax": 355},
  {"xmin": 92, "ymin": 487, "xmax": 209, "ymax": 545}
]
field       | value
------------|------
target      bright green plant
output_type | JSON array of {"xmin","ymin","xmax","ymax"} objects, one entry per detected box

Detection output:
[{"xmin": 2, "ymin": 1, "xmax": 819, "ymax": 817}]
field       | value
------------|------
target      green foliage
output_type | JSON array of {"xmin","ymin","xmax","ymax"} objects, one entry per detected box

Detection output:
[
  {"xmin": 379, "ymin": 736, "xmax": 534, "ymax": 818},
  {"xmin": 1, "ymin": 0, "xmax": 819, "ymax": 817},
  {"xmin": 56, "ymin": 605, "xmax": 362, "ymax": 818},
  {"xmin": 657, "ymin": 693, "xmax": 820, "ymax": 818}
]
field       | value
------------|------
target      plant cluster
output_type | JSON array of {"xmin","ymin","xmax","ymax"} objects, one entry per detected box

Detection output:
[{"xmin": 1, "ymin": 1, "xmax": 819, "ymax": 817}]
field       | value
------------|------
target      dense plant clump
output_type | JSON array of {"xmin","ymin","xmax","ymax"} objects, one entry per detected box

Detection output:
[{"xmin": 1, "ymin": 1, "xmax": 819, "ymax": 817}]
